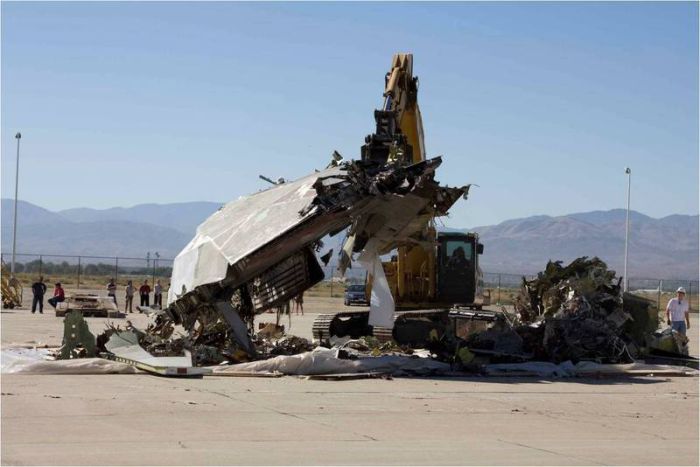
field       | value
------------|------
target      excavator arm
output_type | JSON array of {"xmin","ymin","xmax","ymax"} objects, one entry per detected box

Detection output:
[
  {"xmin": 357, "ymin": 53, "xmax": 449, "ymax": 305},
  {"xmin": 382, "ymin": 54, "xmax": 426, "ymax": 165},
  {"xmin": 361, "ymin": 53, "xmax": 426, "ymax": 166}
]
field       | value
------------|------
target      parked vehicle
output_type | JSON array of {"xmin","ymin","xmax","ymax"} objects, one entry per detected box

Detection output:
[
  {"xmin": 55, "ymin": 293, "xmax": 122, "ymax": 318},
  {"xmin": 344, "ymin": 284, "xmax": 368, "ymax": 306}
]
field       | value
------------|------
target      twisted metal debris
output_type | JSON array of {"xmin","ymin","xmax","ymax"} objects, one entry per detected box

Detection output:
[{"xmin": 512, "ymin": 257, "xmax": 657, "ymax": 363}]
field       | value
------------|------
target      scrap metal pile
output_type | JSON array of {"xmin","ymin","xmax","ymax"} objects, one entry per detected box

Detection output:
[{"xmin": 456, "ymin": 257, "xmax": 660, "ymax": 365}]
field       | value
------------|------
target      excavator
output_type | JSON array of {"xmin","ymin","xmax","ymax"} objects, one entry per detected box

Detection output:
[
  {"xmin": 313, "ymin": 54, "xmax": 491, "ymax": 346},
  {"xmin": 1, "ymin": 260, "xmax": 23, "ymax": 309}
]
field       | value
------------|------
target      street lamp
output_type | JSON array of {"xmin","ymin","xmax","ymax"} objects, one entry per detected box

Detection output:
[
  {"xmin": 623, "ymin": 167, "xmax": 631, "ymax": 292},
  {"xmin": 11, "ymin": 132, "xmax": 21, "ymax": 277}
]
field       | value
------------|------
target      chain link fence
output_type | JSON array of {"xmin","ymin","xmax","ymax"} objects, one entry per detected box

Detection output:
[
  {"xmin": 3, "ymin": 252, "xmax": 697, "ymax": 312},
  {"xmin": 1, "ymin": 253, "xmax": 173, "ymax": 290}
]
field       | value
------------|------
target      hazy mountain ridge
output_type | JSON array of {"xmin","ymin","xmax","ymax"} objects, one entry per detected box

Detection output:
[
  {"xmin": 465, "ymin": 210, "xmax": 699, "ymax": 279},
  {"xmin": 1, "ymin": 199, "xmax": 209, "ymax": 259},
  {"xmin": 59, "ymin": 201, "xmax": 223, "ymax": 235},
  {"xmin": 1, "ymin": 199, "xmax": 697, "ymax": 279}
]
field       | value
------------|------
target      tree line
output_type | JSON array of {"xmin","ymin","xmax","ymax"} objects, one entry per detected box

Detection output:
[{"xmin": 11, "ymin": 259, "xmax": 173, "ymax": 277}]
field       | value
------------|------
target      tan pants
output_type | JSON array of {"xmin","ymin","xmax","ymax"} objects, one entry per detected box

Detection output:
[{"xmin": 125, "ymin": 295, "xmax": 134, "ymax": 313}]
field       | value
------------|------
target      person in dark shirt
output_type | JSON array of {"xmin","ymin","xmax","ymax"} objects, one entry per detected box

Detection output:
[
  {"xmin": 48, "ymin": 282, "xmax": 66, "ymax": 309},
  {"xmin": 139, "ymin": 280, "xmax": 151, "ymax": 308},
  {"xmin": 106, "ymin": 278, "xmax": 117, "ymax": 305},
  {"xmin": 31, "ymin": 276, "xmax": 47, "ymax": 314}
]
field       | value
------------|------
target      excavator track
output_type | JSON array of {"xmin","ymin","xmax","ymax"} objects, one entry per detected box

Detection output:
[{"xmin": 312, "ymin": 308, "xmax": 452, "ymax": 346}]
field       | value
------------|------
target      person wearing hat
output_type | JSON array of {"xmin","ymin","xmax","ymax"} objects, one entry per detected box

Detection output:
[{"xmin": 665, "ymin": 287, "xmax": 690, "ymax": 336}]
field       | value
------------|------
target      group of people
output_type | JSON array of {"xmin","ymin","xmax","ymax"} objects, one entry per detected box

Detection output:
[
  {"xmin": 106, "ymin": 278, "xmax": 164, "ymax": 313},
  {"xmin": 28, "ymin": 276, "xmax": 165, "ymax": 314},
  {"xmin": 30, "ymin": 277, "xmax": 64, "ymax": 313},
  {"xmin": 25, "ymin": 280, "xmax": 693, "ymax": 336}
]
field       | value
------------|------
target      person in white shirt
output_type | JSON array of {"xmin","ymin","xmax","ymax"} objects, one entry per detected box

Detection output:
[
  {"xmin": 666, "ymin": 287, "xmax": 690, "ymax": 336},
  {"xmin": 124, "ymin": 280, "xmax": 136, "ymax": 314}
]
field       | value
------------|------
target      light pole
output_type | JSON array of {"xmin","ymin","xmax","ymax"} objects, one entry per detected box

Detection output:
[
  {"xmin": 11, "ymin": 132, "xmax": 21, "ymax": 277},
  {"xmin": 153, "ymin": 252, "xmax": 159, "ymax": 285},
  {"xmin": 623, "ymin": 167, "xmax": 631, "ymax": 292}
]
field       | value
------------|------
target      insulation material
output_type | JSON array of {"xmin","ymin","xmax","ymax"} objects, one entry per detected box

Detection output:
[
  {"xmin": 1, "ymin": 348, "xmax": 137, "ymax": 374},
  {"xmin": 212, "ymin": 347, "xmax": 450, "ymax": 376},
  {"xmin": 358, "ymin": 240, "xmax": 395, "ymax": 328}
]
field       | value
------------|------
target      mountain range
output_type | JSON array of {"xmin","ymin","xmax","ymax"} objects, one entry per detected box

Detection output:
[
  {"xmin": 1, "ymin": 199, "xmax": 697, "ymax": 279},
  {"xmin": 468, "ymin": 209, "xmax": 698, "ymax": 279}
]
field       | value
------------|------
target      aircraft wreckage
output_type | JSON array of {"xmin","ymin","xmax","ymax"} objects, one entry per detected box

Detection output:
[{"xmin": 162, "ymin": 157, "xmax": 468, "ymax": 360}]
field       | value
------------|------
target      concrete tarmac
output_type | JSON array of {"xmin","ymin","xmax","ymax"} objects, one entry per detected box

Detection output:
[{"xmin": 1, "ymin": 293, "xmax": 698, "ymax": 465}]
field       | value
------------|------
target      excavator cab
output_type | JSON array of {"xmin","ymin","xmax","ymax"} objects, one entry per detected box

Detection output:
[{"xmin": 437, "ymin": 232, "xmax": 484, "ymax": 306}]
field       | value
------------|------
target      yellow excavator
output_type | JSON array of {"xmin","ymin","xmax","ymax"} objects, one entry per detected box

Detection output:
[
  {"xmin": 313, "ymin": 54, "xmax": 490, "ymax": 345},
  {"xmin": 1, "ymin": 260, "xmax": 23, "ymax": 309}
]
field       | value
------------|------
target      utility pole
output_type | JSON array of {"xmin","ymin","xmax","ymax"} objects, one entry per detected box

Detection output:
[
  {"xmin": 623, "ymin": 167, "xmax": 631, "ymax": 292},
  {"xmin": 153, "ymin": 252, "xmax": 159, "ymax": 285},
  {"xmin": 11, "ymin": 132, "xmax": 21, "ymax": 277}
]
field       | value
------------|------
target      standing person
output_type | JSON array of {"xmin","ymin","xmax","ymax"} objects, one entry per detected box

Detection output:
[
  {"xmin": 139, "ymin": 279, "xmax": 151, "ymax": 309},
  {"xmin": 124, "ymin": 280, "xmax": 136, "ymax": 313},
  {"xmin": 153, "ymin": 279, "xmax": 163, "ymax": 309},
  {"xmin": 666, "ymin": 287, "xmax": 691, "ymax": 336},
  {"xmin": 294, "ymin": 292, "xmax": 304, "ymax": 316},
  {"xmin": 31, "ymin": 276, "xmax": 47, "ymax": 314},
  {"xmin": 106, "ymin": 278, "xmax": 117, "ymax": 306},
  {"xmin": 48, "ymin": 282, "xmax": 65, "ymax": 309}
]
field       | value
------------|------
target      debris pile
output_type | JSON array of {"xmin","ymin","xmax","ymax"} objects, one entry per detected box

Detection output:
[
  {"xmin": 511, "ymin": 257, "xmax": 657, "ymax": 363},
  {"xmin": 254, "ymin": 334, "xmax": 315, "ymax": 358},
  {"xmin": 95, "ymin": 309, "xmax": 254, "ymax": 366}
]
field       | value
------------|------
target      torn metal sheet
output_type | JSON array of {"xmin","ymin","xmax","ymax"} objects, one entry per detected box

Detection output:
[
  {"xmin": 216, "ymin": 301, "xmax": 256, "ymax": 357},
  {"xmin": 358, "ymin": 239, "xmax": 395, "ymax": 328},
  {"xmin": 104, "ymin": 331, "xmax": 211, "ymax": 377},
  {"xmin": 59, "ymin": 311, "xmax": 96, "ymax": 360},
  {"xmin": 162, "ymin": 157, "xmax": 466, "ymax": 360}
]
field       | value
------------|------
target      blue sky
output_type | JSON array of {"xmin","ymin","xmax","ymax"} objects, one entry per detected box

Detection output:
[{"xmin": 2, "ymin": 1, "xmax": 698, "ymax": 227}]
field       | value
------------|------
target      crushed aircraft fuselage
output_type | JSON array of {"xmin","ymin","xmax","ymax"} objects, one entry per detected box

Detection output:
[{"xmin": 160, "ymin": 157, "xmax": 467, "ymax": 359}]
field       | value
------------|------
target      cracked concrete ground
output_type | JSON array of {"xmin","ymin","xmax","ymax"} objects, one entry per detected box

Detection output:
[{"xmin": 2, "ymin": 293, "xmax": 698, "ymax": 465}]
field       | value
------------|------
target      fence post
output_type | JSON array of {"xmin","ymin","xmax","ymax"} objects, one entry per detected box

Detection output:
[
  {"xmin": 39, "ymin": 255, "xmax": 43, "ymax": 276},
  {"xmin": 77, "ymin": 256, "xmax": 81, "ymax": 290},
  {"xmin": 657, "ymin": 280, "xmax": 662, "ymax": 313},
  {"xmin": 115, "ymin": 257, "xmax": 119, "ymax": 283},
  {"xmin": 497, "ymin": 274, "xmax": 501, "ymax": 306},
  {"xmin": 689, "ymin": 281, "xmax": 693, "ymax": 312},
  {"xmin": 152, "ymin": 260, "xmax": 156, "ymax": 287}
]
